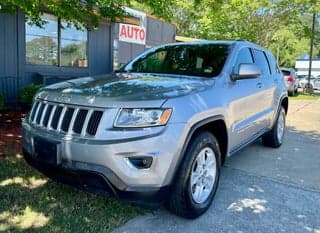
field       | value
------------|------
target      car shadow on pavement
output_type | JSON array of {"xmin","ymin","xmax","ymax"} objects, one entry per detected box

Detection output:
[
  {"xmin": 225, "ymin": 125, "xmax": 320, "ymax": 192},
  {"xmin": 112, "ymin": 124, "xmax": 320, "ymax": 233},
  {"xmin": 113, "ymin": 166, "xmax": 320, "ymax": 233}
]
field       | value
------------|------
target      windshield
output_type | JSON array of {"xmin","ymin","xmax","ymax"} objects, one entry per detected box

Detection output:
[{"xmin": 120, "ymin": 44, "xmax": 230, "ymax": 78}]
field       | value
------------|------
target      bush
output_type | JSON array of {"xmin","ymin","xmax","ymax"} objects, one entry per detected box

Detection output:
[
  {"xmin": 0, "ymin": 92, "xmax": 5, "ymax": 110},
  {"xmin": 18, "ymin": 84, "xmax": 44, "ymax": 106}
]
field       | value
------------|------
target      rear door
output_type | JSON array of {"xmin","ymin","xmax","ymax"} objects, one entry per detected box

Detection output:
[{"xmin": 251, "ymin": 49, "xmax": 276, "ymax": 129}]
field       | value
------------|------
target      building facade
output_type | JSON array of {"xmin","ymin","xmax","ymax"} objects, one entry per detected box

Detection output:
[
  {"xmin": 0, "ymin": 9, "xmax": 176, "ymax": 107},
  {"xmin": 295, "ymin": 59, "xmax": 320, "ymax": 77}
]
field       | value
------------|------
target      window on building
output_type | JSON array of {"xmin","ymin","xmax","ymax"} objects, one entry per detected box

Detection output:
[
  {"xmin": 26, "ymin": 14, "xmax": 58, "ymax": 66},
  {"xmin": 113, "ymin": 39, "xmax": 119, "ymax": 70},
  {"xmin": 25, "ymin": 13, "xmax": 88, "ymax": 67},
  {"xmin": 61, "ymin": 21, "xmax": 87, "ymax": 67}
]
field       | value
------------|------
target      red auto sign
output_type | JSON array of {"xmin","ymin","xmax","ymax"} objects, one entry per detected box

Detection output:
[{"xmin": 119, "ymin": 23, "xmax": 146, "ymax": 45}]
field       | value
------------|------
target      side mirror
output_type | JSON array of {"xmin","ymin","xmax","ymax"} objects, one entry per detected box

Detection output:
[{"xmin": 231, "ymin": 63, "xmax": 261, "ymax": 81}]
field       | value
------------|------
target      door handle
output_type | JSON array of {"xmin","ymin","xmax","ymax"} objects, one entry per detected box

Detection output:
[{"xmin": 256, "ymin": 82, "xmax": 262, "ymax": 88}]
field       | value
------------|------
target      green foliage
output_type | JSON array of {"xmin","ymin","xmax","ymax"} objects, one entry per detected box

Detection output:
[
  {"xmin": 289, "ymin": 92, "xmax": 320, "ymax": 100},
  {"xmin": 0, "ymin": 0, "xmax": 175, "ymax": 29},
  {"xmin": 18, "ymin": 84, "xmax": 44, "ymax": 106},
  {"xmin": 1, "ymin": 0, "xmax": 319, "ymax": 67},
  {"xmin": 268, "ymin": 28, "xmax": 315, "ymax": 67},
  {"xmin": 0, "ymin": 92, "xmax": 5, "ymax": 110},
  {"xmin": 0, "ymin": 0, "xmax": 128, "ymax": 29},
  {"xmin": 169, "ymin": 0, "xmax": 320, "ymax": 67}
]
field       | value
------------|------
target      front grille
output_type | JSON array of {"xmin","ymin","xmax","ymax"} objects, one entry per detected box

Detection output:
[
  {"xmin": 61, "ymin": 108, "xmax": 75, "ymax": 132},
  {"xmin": 87, "ymin": 111, "xmax": 103, "ymax": 136},
  {"xmin": 73, "ymin": 109, "xmax": 88, "ymax": 134},
  {"xmin": 29, "ymin": 101, "xmax": 104, "ymax": 137},
  {"xmin": 51, "ymin": 106, "xmax": 63, "ymax": 130},
  {"xmin": 43, "ymin": 105, "xmax": 53, "ymax": 127}
]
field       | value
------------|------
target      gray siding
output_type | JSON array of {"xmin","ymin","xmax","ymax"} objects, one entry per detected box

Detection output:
[
  {"xmin": 0, "ymin": 13, "xmax": 19, "ymax": 106},
  {"xmin": 147, "ymin": 17, "xmax": 176, "ymax": 46},
  {"xmin": 147, "ymin": 17, "xmax": 162, "ymax": 45},
  {"xmin": 88, "ymin": 22, "xmax": 113, "ymax": 75},
  {"xmin": 0, "ymin": 11, "xmax": 175, "ymax": 108},
  {"xmin": 0, "ymin": 12, "xmax": 113, "ymax": 107}
]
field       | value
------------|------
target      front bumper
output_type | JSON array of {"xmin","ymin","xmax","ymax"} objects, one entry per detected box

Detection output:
[
  {"xmin": 22, "ymin": 120, "xmax": 186, "ymax": 201},
  {"xmin": 23, "ymin": 148, "xmax": 170, "ymax": 205}
]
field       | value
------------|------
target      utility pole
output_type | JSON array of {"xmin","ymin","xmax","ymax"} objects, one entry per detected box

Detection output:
[{"xmin": 306, "ymin": 13, "xmax": 316, "ymax": 93}]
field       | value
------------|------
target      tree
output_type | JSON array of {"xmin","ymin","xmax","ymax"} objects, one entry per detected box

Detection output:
[
  {"xmin": 268, "ymin": 29, "xmax": 312, "ymax": 67},
  {"xmin": 169, "ymin": 0, "xmax": 319, "ymax": 67},
  {"xmin": 0, "ymin": 0, "xmax": 174, "ymax": 28}
]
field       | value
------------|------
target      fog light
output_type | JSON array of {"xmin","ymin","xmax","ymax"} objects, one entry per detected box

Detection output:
[{"xmin": 128, "ymin": 156, "xmax": 153, "ymax": 169}]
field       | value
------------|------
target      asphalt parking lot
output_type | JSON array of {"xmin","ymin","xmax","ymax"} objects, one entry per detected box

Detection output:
[{"xmin": 113, "ymin": 99, "xmax": 320, "ymax": 233}]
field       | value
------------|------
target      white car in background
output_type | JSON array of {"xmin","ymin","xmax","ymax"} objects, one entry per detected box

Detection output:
[
  {"xmin": 311, "ymin": 77, "xmax": 320, "ymax": 90},
  {"xmin": 299, "ymin": 76, "xmax": 316, "ymax": 89}
]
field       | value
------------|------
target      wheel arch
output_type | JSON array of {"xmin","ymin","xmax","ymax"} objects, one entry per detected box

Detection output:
[
  {"xmin": 170, "ymin": 116, "xmax": 228, "ymax": 185},
  {"xmin": 281, "ymin": 96, "xmax": 288, "ymax": 115}
]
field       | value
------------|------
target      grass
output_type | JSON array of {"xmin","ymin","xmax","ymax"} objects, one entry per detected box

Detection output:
[
  {"xmin": 0, "ymin": 153, "xmax": 143, "ymax": 233},
  {"xmin": 289, "ymin": 91, "xmax": 320, "ymax": 100}
]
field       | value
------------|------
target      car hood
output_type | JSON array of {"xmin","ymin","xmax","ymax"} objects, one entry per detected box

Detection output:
[{"xmin": 36, "ymin": 73, "xmax": 214, "ymax": 108}]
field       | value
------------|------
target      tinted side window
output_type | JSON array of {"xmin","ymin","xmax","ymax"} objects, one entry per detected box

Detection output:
[
  {"xmin": 253, "ymin": 49, "xmax": 271, "ymax": 75},
  {"xmin": 281, "ymin": 70, "xmax": 290, "ymax": 76},
  {"xmin": 234, "ymin": 48, "xmax": 253, "ymax": 72}
]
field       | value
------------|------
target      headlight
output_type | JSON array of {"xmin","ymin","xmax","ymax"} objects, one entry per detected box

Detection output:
[{"xmin": 114, "ymin": 108, "xmax": 172, "ymax": 128}]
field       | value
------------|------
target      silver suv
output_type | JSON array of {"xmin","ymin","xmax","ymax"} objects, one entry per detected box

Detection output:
[
  {"xmin": 280, "ymin": 67, "xmax": 298, "ymax": 96},
  {"xmin": 22, "ymin": 41, "xmax": 288, "ymax": 218}
]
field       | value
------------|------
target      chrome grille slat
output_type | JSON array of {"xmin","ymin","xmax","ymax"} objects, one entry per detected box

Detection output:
[
  {"xmin": 68, "ymin": 108, "xmax": 79, "ymax": 134},
  {"xmin": 29, "ymin": 101, "xmax": 103, "ymax": 137},
  {"xmin": 51, "ymin": 106, "xmax": 63, "ymax": 130},
  {"xmin": 35, "ymin": 102, "xmax": 45, "ymax": 124},
  {"xmin": 57, "ymin": 106, "xmax": 68, "ymax": 132},
  {"xmin": 32, "ymin": 102, "xmax": 42, "ymax": 124},
  {"xmin": 61, "ymin": 107, "xmax": 75, "ymax": 132},
  {"xmin": 47, "ymin": 105, "xmax": 57, "ymax": 130},
  {"xmin": 39, "ymin": 104, "xmax": 48, "ymax": 126},
  {"xmin": 43, "ymin": 105, "xmax": 53, "ymax": 127},
  {"xmin": 87, "ymin": 111, "xmax": 103, "ymax": 136},
  {"xmin": 73, "ymin": 109, "xmax": 88, "ymax": 134},
  {"xmin": 29, "ymin": 101, "xmax": 39, "ymax": 122},
  {"xmin": 81, "ymin": 109, "xmax": 94, "ymax": 136}
]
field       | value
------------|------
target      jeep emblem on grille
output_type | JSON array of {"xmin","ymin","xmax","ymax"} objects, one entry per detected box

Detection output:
[{"xmin": 55, "ymin": 94, "xmax": 71, "ymax": 103}]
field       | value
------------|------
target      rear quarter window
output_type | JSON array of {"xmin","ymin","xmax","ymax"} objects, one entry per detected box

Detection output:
[
  {"xmin": 252, "ymin": 49, "xmax": 271, "ymax": 75},
  {"xmin": 266, "ymin": 52, "xmax": 280, "ymax": 74},
  {"xmin": 281, "ymin": 70, "xmax": 290, "ymax": 76}
]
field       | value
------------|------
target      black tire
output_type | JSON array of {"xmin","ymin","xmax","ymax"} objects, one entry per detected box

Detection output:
[
  {"xmin": 262, "ymin": 107, "xmax": 286, "ymax": 148},
  {"xmin": 166, "ymin": 131, "xmax": 221, "ymax": 219},
  {"xmin": 288, "ymin": 90, "xmax": 294, "ymax": 96}
]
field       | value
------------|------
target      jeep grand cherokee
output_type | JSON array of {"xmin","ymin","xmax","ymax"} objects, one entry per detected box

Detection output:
[{"xmin": 22, "ymin": 40, "xmax": 288, "ymax": 218}]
